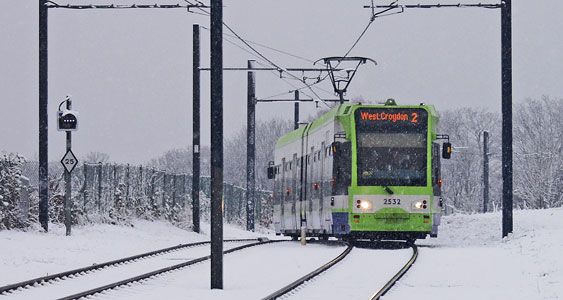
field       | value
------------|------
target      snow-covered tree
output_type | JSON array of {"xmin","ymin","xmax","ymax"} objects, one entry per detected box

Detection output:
[
  {"xmin": 514, "ymin": 96, "xmax": 563, "ymax": 208},
  {"xmin": 82, "ymin": 151, "xmax": 111, "ymax": 164},
  {"xmin": 438, "ymin": 107, "xmax": 502, "ymax": 213},
  {"xmin": 224, "ymin": 118, "xmax": 293, "ymax": 190},
  {"xmin": 148, "ymin": 147, "xmax": 210, "ymax": 176},
  {"xmin": 0, "ymin": 153, "xmax": 29, "ymax": 230}
]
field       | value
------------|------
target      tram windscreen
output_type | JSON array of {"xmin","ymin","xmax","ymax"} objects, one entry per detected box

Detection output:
[{"xmin": 355, "ymin": 108, "xmax": 428, "ymax": 186}]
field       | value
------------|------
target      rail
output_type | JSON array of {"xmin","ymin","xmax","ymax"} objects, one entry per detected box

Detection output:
[
  {"xmin": 369, "ymin": 243, "xmax": 418, "ymax": 300},
  {"xmin": 0, "ymin": 238, "xmax": 265, "ymax": 295},
  {"xmin": 58, "ymin": 239, "xmax": 285, "ymax": 300},
  {"xmin": 261, "ymin": 242, "xmax": 353, "ymax": 300}
]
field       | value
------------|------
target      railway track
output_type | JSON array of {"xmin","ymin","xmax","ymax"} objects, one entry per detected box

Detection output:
[
  {"xmin": 0, "ymin": 238, "xmax": 279, "ymax": 300},
  {"xmin": 261, "ymin": 241, "xmax": 418, "ymax": 300},
  {"xmin": 369, "ymin": 243, "xmax": 418, "ymax": 300}
]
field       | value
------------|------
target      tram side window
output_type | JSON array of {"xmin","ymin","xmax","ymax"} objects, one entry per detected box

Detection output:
[
  {"xmin": 432, "ymin": 143, "xmax": 441, "ymax": 186},
  {"xmin": 332, "ymin": 141, "xmax": 351, "ymax": 195}
]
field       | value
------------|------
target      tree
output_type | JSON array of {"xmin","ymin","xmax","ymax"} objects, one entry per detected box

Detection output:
[
  {"xmin": 438, "ymin": 107, "xmax": 502, "ymax": 213},
  {"xmin": 147, "ymin": 147, "xmax": 210, "ymax": 176},
  {"xmin": 0, "ymin": 153, "xmax": 29, "ymax": 230},
  {"xmin": 83, "ymin": 152, "xmax": 111, "ymax": 164},
  {"xmin": 513, "ymin": 96, "xmax": 563, "ymax": 209},
  {"xmin": 224, "ymin": 118, "xmax": 293, "ymax": 190}
]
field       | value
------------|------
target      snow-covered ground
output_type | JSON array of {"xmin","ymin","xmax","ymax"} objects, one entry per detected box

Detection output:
[{"xmin": 1, "ymin": 208, "xmax": 562, "ymax": 299}]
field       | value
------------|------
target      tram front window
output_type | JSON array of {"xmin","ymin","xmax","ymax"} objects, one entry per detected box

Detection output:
[{"xmin": 357, "ymin": 133, "xmax": 427, "ymax": 186}]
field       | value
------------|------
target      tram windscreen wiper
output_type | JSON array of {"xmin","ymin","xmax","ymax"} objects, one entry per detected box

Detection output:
[{"xmin": 383, "ymin": 186, "xmax": 394, "ymax": 195}]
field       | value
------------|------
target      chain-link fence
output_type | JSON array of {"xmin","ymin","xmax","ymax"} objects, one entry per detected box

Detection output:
[{"xmin": 10, "ymin": 161, "xmax": 272, "ymax": 230}]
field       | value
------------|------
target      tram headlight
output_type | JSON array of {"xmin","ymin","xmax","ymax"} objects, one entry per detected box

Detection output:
[
  {"xmin": 356, "ymin": 199, "xmax": 372, "ymax": 210},
  {"xmin": 413, "ymin": 200, "xmax": 429, "ymax": 210}
]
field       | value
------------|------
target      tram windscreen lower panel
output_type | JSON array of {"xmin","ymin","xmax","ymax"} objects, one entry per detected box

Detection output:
[{"xmin": 355, "ymin": 108, "xmax": 428, "ymax": 187}]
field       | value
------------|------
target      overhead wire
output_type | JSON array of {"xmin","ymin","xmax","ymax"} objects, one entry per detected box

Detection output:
[
  {"xmin": 312, "ymin": 3, "xmax": 397, "ymax": 90},
  {"xmin": 188, "ymin": 0, "xmax": 332, "ymax": 107},
  {"xmin": 260, "ymin": 6, "xmax": 383, "ymax": 101},
  {"xmin": 220, "ymin": 22, "xmax": 331, "ymax": 107},
  {"xmin": 201, "ymin": 25, "xmax": 330, "ymax": 101},
  {"xmin": 202, "ymin": 25, "xmax": 333, "ymax": 101},
  {"xmin": 253, "ymin": 61, "xmax": 333, "ymax": 101},
  {"xmin": 221, "ymin": 32, "xmax": 315, "ymax": 64},
  {"xmin": 189, "ymin": 0, "xmax": 380, "ymax": 106}
]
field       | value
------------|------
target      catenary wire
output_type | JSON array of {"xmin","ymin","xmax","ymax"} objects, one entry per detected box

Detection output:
[
  {"xmin": 191, "ymin": 1, "xmax": 378, "ymax": 106},
  {"xmin": 191, "ymin": 2, "xmax": 331, "ymax": 107}
]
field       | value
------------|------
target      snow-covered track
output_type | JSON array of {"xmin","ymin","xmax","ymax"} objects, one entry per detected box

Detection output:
[
  {"xmin": 0, "ymin": 238, "xmax": 261, "ymax": 296},
  {"xmin": 369, "ymin": 242, "xmax": 418, "ymax": 300},
  {"xmin": 261, "ymin": 241, "xmax": 354, "ymax": 300},
  {"xmin": 261, "ymin": 240, "xmax": 417, "ymax": 300},
  {"xmin": 58, "ymin": 239, "xmax": 284, "ymax": 300}
]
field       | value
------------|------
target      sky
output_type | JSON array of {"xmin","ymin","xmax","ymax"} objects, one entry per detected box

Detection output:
[{"xmin": 1, "ymin": 0, "xmax": 562, "ymax": 164}]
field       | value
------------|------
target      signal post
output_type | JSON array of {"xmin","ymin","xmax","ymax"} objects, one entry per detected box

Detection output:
[{"xmin": 57, "ymin": 96, "xmax": 79, "ymax": 236}]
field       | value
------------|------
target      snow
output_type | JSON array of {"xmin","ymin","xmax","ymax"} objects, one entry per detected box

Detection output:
[
  {"xmin": 0, "ymin": 220, "xmax": 263, "ymax": 287},
  {"xmin": 1, "ymin": 208, "xmax": 563, "ymax": 300}
]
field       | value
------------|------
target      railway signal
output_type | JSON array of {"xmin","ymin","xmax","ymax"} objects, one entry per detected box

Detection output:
[
  {"xmin": 57, "ymin": 96, "xmax": 78, "ymax": 236},
  {"xmin": 57, "ymin": 109, "xmax": 78, "ymax": 131}
]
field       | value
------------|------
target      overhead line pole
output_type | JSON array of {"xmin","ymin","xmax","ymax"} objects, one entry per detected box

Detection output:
[
  {"xmin": 246, "ymin": 60, "xmax": 256, "ymax": 232},
  {"xmin": 501, "ymin": 0, "xmax": 513, "ymax": 238},
  {"xmin": 192, "ymin": 24, "xmax": 201, "ymax": 234},
  {"xmin": 210, "ymin": 0, "xmax": 223, "ymax": 290},
  {"xmin": 294, "ymin": 91, "xmax": 300, "ymax": 130},
  {"xmin": 39, "ymin": 0, "xmax": 49, "ymax": 232}
]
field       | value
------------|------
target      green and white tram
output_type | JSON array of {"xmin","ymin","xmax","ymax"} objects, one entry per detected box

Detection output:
[{"xmin": 267, "ymin": 99, "xmax": 451, "ymax": 241}]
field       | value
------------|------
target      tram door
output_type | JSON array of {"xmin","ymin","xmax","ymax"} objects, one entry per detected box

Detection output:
[
  {"xmin": 280, "ymin": 157, "xmax": 286, "ymax": 231},
  {"xmin": 319, "ymin": 141, "xmax": 326, "ymax": 232},
  {"xmin": 291, "ymin": 153, "xmax": 298, "ymax": 232}
]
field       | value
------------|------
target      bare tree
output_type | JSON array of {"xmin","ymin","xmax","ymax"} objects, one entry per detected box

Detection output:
[
  {"xmin": 224, "ymin": 118, "xmax": 293, "ymax": 190},
  {"xmin": 83, "ymin": 152, "xmax": 111, "ymax": 164},
  {"xmin": 147, "ymin": 147, "xmax": 210, "ymax": 176},
  {"xmin": 438, "ymin": 107, "xmax": 502, "ymax": 213},
  {"xmin": 514, "ymin": 96, "xmax": 563, "ymax": 209}
]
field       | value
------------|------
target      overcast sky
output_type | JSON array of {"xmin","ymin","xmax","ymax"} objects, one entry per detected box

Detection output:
[{"xmin": 1, "ymin": 0, "xmax": 562, "ymax": 164}]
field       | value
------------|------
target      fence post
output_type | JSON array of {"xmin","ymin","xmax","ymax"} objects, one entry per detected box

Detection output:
[
  {"xmin": 224, "ymin": 184, "xmax": 230, "ymax": 223},
  {"xmin": 150, "ymin": 169, "xmax": 155, "ymax": 209},
  {"xmin": 97, "ymin": 163, "xmax": 102, "ymax": 212},
  {"xmin": 256, "ymin": 191, "xmax": 261, "ymax": 226},
  {"xmin": 172, "ymin": 174, "xmax": 177, "ymax": 208},
  {"xmin": 83, "ymin": 164, "xmax": 88, "ymax": 212},
  {"xmin": 182, "ymin": 174, "xmax": 187, "ymax": 208},
  {"xmin": 138, "ymin": 165, "xmax": 143, "ymax": 209},
  {"xmin": 163, "ymin": 173, "xmax": 168, "ymax": 209},
  {"xmin": 126, "ymin": 164, "xmax": 130, "ymax": 208},
  {"xmin": 483, "ymin": 131, "xmax": 490, "ymax": 213},
  {"xmin": 113, "ymin": 164, "xmax": 118, "ymax": 211},
  {"xmin": 19, "ymin": 176, "xmax": 31, "ymax": 221}
]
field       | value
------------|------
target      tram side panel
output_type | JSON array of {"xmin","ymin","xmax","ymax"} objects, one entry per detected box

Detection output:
[
  {"xmin": 305, "ymin": 124, "xmax": 333, "ymax": 234},
  {"xmin": 274, "ymin": 119, "xmax": 342, "ymax": 237},
  {"xmin": 301, "ymin": 120, "xmax": 342, "ymax": 235}
]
